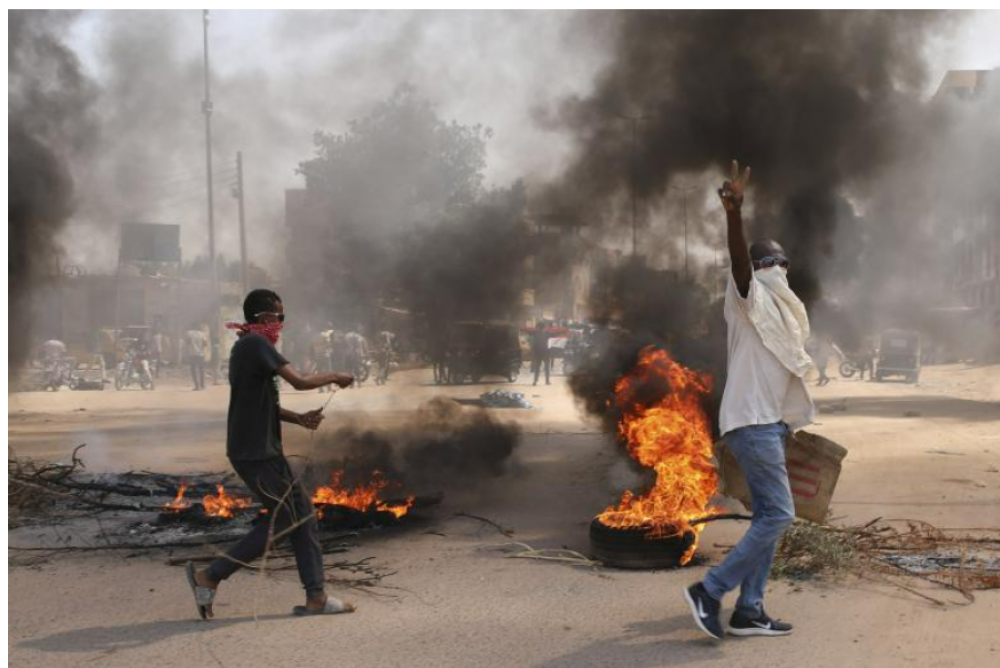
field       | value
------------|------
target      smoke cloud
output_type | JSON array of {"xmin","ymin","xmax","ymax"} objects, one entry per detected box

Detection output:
[
  {"xmin": 51, "ymin": 10, "xmax": 608, "ymax": 274},
  {"xmin": 543, "ymin": 11, "xmax": 951, "ymax": 306},
  {"xmin": 9, "ymin": 11, "xmax": 98, "ymax": 368},
  {"xmin": 308, "ymin": 398, "xmax": 522, "ymax": 496},
  {"xmin": 551, "ymin": 10, "xmax": 999, "ymax": 429}
]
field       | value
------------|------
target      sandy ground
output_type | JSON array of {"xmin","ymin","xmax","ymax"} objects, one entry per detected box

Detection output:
[{"xmin": 8, "ymin": 362, "xmax": 1000, "ymax": 668}]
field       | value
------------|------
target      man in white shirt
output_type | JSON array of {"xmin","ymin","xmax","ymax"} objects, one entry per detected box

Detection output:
[
  {"xmin": 685, "ymin": 160, "xmax": 814, "ymax": 640},
  {"xmin": 185, "ymin": 326, "xmax": 209, "ymax": 391}
]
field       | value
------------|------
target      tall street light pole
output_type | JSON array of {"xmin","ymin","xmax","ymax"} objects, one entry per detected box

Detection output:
[{"xmin": 202, "ymin": 9, "xmax": 220, "ymax": 380}]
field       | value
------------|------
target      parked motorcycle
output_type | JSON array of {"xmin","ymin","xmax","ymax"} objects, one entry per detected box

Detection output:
[
  {"xmin": 44, "ymin": 358, "xmax": 76, "ymax": 391},
  {"xmin": 116, "ymin": 350, "xmax": 155, "ymax": 390}
]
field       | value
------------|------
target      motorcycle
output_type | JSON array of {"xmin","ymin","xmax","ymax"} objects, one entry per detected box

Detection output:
[
  {"xmin": 116, "ymin": 350, "xmax": 155, "ymax": 390},
  {"xmin": 43, "ymin": 358, "xmax": 76, "ymax": 391},
  {"xmin": 838, "ymin": 352, "xmax": 872, "ymax": 379}
]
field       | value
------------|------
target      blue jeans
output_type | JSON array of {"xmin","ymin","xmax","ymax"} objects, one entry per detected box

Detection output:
[{"xmin": 704, "ymin": 422, "xmax": 795, "ymax": 617}]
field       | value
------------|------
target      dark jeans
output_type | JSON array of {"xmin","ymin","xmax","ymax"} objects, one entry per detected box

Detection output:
[
  {"xmin": 207, "ymin": 456, "xmax": 325, "ymax": 596},
  {"xmin": 188, "ymin": 356, "xmax": 206, "ymax": 389},
  {"xmin": 531, "ymin": 351, "xmax": 551, "ymax": 384}
]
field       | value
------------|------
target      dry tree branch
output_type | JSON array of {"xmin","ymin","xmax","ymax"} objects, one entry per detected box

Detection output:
[{"xmin": 454, "ymin": 512, "xmax": 514, "ymax": 537}]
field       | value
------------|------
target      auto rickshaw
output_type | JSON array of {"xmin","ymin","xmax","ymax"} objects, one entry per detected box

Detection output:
[
  {"xmin": 442, "ymin": 320, "xmax": 522, "ymax": 384},
  {"xmin": 875, "ymin": 329, "xmax": 922, "ymax": 383}
]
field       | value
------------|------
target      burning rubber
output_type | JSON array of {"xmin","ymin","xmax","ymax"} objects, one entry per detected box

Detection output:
[{"xmin": 591, "ymin": 346, "xmax": 722, "ymax": 568}]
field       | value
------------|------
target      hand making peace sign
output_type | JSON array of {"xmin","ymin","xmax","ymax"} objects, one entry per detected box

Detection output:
[{"xmin": 718, "ymin": 159, "xmax": 751, "ymax": 213}]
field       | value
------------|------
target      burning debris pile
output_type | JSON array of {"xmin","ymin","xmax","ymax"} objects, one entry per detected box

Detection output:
[
  {"xmin": 8, "ymin": 445, "xmax": 442, "ymax": 540},
  {"xmin": 160, "ymin": 483, "xmax": 255, "ymax": 525},
  {"xmin": 310, "ymin": 398, "xmax": 522, "ymax": 498},
  {"xmin": 313, "ymin": 470, "xmax": 414, "ymax": 520},
  {"xmin": 311, "ymin": 469, "xmax": 442, "ymax": 529},
  {"xmin": 590, "ymin": 346, "xmax": 722, "ymax": 569}
]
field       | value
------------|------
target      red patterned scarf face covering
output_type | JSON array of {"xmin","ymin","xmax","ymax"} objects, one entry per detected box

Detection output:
[{"xmin": 225, "ymin": 321, "xmax": 283, "ymax": 345}]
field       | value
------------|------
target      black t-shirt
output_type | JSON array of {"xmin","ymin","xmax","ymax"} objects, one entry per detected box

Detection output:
[
  {"xmin": 531, "ymin": 328, "xmax": 550, "ymax": 355},
  {"xmin": 227, "ymin": 333, "xmax": 289, "ymax": 461}
]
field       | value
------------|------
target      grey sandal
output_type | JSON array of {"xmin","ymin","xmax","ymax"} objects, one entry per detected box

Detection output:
[
  {"xmin": 185, "ymin": 562, "xmax": 216, "ymax": 620},
  {"xmin": 292, "ymin": 597, "xmax": 355, "ymax": 616}
]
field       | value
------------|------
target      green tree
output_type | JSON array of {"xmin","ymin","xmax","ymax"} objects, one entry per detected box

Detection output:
[{"xmin": 292, "ymin": 85, "xmax": 493, "ymax": 324}]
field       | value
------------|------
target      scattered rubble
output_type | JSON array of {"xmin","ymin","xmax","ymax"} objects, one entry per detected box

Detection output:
[{"xmin": 480, "ymin": 390, "xmax": 532, "ymax": 409}]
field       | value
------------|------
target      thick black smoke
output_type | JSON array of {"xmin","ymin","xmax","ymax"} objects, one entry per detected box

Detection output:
[
  {"xmin": 9, "ymin": 11, "xmax": 98, "ymax": 370},
  {"xmin": 543, "ymin": 11, "xmax": 948, "ymax": 307},
  {"xmin": 551, "ymin": 11, "xmax": 973, "ymax": 429},
  {"xmin": 308, "ymin": 398, "xmax": 522, "ymax": 495},
  {"xmin": 396, "ymin": 183, "xmax": 530, "ymax": 324}
]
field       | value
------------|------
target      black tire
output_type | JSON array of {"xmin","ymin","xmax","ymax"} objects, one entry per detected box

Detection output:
[
  {"xmin": 838, "ymin": 361, "xmax": 857, "ymax": 378},
  {"xmin": 589, "ymin": 518, "xmax": 695, "ymax": 570}
]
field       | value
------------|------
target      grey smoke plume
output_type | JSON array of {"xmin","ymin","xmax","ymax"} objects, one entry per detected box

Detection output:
[
  {"xmin": 9, "ymin": 11, "xmax": 98, "ymax": 369},
  {"xmin": 308, "ymin": 398, "xmax": 522, "ymax": 495},
  {"xmin": 53, "ymin": 10, "xmax": 605, "ymax": 274},
  {"xmin": 289, "ymin": 85, "xmax": 536, "ymax": 331}
]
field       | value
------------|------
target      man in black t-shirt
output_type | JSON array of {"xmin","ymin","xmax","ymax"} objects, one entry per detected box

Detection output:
[
  {"xmin": 530, "ymin": 321, "xmax": 552, "ymax": 386},
  {"xmin": 186, "ymin": 289, "xmax": 355, "ymax": 619}
]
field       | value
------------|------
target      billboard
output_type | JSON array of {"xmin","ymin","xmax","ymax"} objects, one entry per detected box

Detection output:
[{"xmin": 120, "ymin": 223, "xmax": 181, "ymax": 263}]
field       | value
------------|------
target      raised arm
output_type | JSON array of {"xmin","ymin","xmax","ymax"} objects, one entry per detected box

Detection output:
[
  {"xmin": 719, "ymin": 159, "xmax": 753, "ymax": 298},
  {"xmin": 276, "ymin": 363, "xmax": 353, "ymax": 392}
]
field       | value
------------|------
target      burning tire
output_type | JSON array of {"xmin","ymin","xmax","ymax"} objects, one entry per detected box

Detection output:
[{"xmin": 589, "ymin": 518, "xmax": 696, "ymax": 570}]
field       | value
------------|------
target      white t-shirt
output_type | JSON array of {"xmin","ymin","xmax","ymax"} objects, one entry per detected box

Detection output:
[{"xmin": 719, "ymin": 273, "xmax": 815, "ymax": 436}]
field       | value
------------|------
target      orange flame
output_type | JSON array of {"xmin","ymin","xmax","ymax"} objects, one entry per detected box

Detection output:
[
  {"xmin": 163, "ymin": 483, "xmax": 191, "ymax": 511},
  {"xmin": 596, "ymin": 346, "xmax": 719, "ymax": 565},
  {"xmin": 312, "ymin": 470, "xmax": 414, "ymax": 519},
  {"xmin": 202, "ymin": 484, "xmax": 254, "ymax": 519}
]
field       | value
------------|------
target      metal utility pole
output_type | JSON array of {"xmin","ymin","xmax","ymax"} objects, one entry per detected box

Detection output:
[
  {"xmin": 201, "ymin": 9, "xmax": 220, "ymax": 382},
  {"xmin": 234, "ymin": 151, "xmax": 249, "ymax": 294},
  {"xmin": 671, "ymin": 184, "xmax": 699, "ymax": 280},
  {"xmin": 618, "ymin": 113, "xmax": 652, "ymax": 256}
]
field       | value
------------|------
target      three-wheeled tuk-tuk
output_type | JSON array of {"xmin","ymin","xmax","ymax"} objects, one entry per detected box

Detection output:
[
  {"xmin": 441, "ymin": 320, "xmax": 522, "ymax": 384},
  {"xmin": 875, "ymin": 329, "xmax": 921, "ymax": 383}
]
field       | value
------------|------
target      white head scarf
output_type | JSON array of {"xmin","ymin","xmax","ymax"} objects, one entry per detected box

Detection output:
[{"xmin": 748, "ymin": 267, "xmax": 814, "ymax": 378}]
